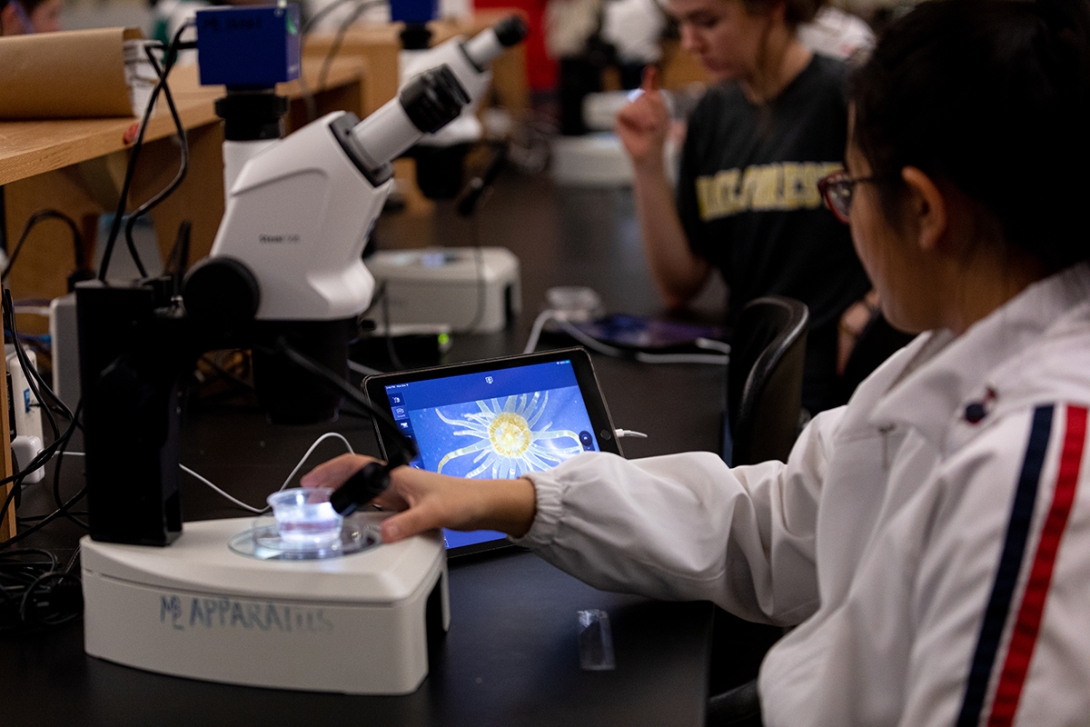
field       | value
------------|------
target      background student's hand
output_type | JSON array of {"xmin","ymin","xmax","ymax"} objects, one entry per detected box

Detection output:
[
  {"xmin": 300, "ymin": 455, "xmax": 537, "ymax": 544},
  {"xmin": 615, "ymin": 66, "xmax": 671, "ymax": 172}
]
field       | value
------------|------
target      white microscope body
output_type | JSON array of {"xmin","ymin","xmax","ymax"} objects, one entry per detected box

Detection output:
[
  {"xmin": 205, "ymin": 17, "xmax": 525, "ymax": 322},
  {"xmin": 80, "ymin": 16, "xmax": 527, "ymax": 697}
]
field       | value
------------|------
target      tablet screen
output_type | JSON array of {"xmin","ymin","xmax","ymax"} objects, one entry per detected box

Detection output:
[{"xmin": 365, "ymin": 349, "xmax": 619, "ymax": 554}]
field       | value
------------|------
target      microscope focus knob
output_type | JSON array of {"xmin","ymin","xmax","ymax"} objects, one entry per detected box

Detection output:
[
  {"xmin": 493, "ymin": 15, "xmax": 528, "ymax": 47},
  {"xmin": 400, "ymin": 65, "xmax": 471, "ymax": 134},
  {"xmin": 182, "ymin": 256, "xmax": 260, "ymax": 332}
]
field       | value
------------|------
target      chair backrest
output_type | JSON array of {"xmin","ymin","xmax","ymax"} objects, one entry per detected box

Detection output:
[{"xmin": 725, "ymin": 296, "xmax": 808, "ymax": 467}]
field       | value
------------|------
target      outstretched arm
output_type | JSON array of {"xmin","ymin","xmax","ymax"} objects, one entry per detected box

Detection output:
[{"xmin": 301, "ymin": 455, "xmax": 536, "ymax": 543}]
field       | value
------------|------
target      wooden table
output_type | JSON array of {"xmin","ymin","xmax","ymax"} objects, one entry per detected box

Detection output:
[{"xmin": 0, "ymin": 58, "xmax": 367, "ymax": 330}]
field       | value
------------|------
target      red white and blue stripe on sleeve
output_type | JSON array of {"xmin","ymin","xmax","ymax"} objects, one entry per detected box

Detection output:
[{"xmin": 956, "ymin": 403, "xmax": 1088, "ymax": 727}]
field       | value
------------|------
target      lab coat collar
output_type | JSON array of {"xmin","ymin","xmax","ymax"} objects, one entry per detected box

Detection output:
[{"xmin": 869, "ymin": 262, "xmax": 1090, "ymax": 451}]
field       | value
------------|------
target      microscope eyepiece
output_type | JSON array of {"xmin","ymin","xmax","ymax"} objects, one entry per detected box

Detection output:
[
  {"xmin": 400, "ymin": 65, "xmax": 472, "ymax": 134},
  {"xmin": 493, "ymin": 15, "xmax": 528, "ymax": 47}
]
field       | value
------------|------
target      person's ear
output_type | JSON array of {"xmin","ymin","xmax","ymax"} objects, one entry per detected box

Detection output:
[{"xmin": 901, "ymin": 166, "xmax": 947, "ymax": 254}]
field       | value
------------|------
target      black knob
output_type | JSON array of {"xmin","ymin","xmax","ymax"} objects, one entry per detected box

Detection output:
[
  {"xmin": 182, "ymin": 256, "xmax": 260, "ymax": 332},
  {"xmin": 400, "ymin": 65, "xmax": 471, "ymax": 134},
  {"xmin": 493, "ymin": 15, "xmax": 528, "ymax": 47}
]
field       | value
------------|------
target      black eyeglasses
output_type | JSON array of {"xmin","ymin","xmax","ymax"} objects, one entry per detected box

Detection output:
[{"xmin": 817, "ymin": 169, "xmax": 879, "ymax": 224}]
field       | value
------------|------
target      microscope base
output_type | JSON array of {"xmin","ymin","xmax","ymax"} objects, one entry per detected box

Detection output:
[{"xmin": 81, "ymin": 516, "xmax": 448, "ymax": 695}]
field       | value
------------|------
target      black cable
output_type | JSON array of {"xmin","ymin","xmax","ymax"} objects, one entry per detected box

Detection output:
[
  {"xmin": 0, "ymin": 209, "xmax": 83, "ymax": 282},
  {"xmin": 165, "ymin": 219, "xmax": 192, "ymax": 277},
  {"xmin": 3, "ymin": 289, "xmax": 58, "ymax": 442},
  {"xmin": 317, "ymin": 0, "xmax": 374, "ymax": 113},
  {"xmin": 119, "ymin": 40, "xmax": 191, "ymax": 277},
  {"xmin": 271, "ymin": 338, "xmax": 417, "ymax": 467},
  {"xmin": 51, "ymin": 401, "xmax": 87, "ymax": 531},
  {"xmin": 456, "ymin": 143, "xmax": 506, "ymax": 333},
  {"xmin": 378, "ymin": 281, "xmax": 406, "ymax": 370},
  {"xmin": 464, "ymin": 217, "xmax": 487, "ymax": 333},
  {"xmin": 98, "ymin": 23, "xmax": 191, "ymax": 282},
  {"xmin": 299, "ymin": 0, "xmax": 387, "ymax": 123},
  {"xmin": 0, "ymin": 399, "xmax": 85, "ymax": 544},
  {"xmin": 0, "ymin": 479, "xmax": 86, "ymax": 552},
  {"xmin": 18, "ymin": 512, "xmax": 87, "ymax": 523},
  {"xmin": 301, "ymin": 0, "xmax": 371, "ymax": 35},
  {"xmin": 0, "ymin": 548, "xmax": 82, "ymax": 631}
]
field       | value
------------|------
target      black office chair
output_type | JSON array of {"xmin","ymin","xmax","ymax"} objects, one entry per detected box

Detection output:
[
  {"xmin": 723, "ymin": 295, "xmax": 809, "ymax": 467},
  {"xmin": 709, "ymin": 296, "xmax": 809, "ymax": 727}
]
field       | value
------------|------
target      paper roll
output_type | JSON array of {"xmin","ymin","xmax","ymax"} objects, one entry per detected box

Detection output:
[{"xmin": 0, "ymin": 27, "xmax": 145, "ymax": 119}]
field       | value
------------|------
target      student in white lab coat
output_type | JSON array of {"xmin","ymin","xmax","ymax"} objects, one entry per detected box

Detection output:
[{"xmin": 305, "ymin": 1, "xmax": 1090, "ymax": 723}]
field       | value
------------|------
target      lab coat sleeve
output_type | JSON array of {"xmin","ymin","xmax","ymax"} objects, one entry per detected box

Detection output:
[{"xmin": 513, "ymin": 407, "xmax": 845, "ymax": 626}]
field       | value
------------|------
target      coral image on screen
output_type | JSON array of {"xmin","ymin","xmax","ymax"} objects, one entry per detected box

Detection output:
[{"xmin": 412, "ymin": 388, "xmax": 592, "ymax": 479}]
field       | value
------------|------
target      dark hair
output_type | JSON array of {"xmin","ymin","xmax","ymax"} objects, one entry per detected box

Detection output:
[
  {"xmin": 742, "ymin": 0, "xmax": 825, "ymax": 29},
  {"xmin": 851, "ymin": 0, "xmax": 1090, "ymax": 272}
]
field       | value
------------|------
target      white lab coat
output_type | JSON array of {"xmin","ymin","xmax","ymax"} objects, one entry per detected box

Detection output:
[{"xmin": 516, "ymin": 263, "xmax": 1090, "ymax": 726}]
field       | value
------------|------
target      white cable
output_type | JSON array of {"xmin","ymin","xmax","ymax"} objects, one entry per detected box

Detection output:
[
  {"xmin": 614, "ymin": 429, "xmax": 648, "ymax": 439},
  {"xmin": 635, "ymin": 352, "xmax": 729, "ymax": 365},
  {"xmin": 526, "ymin": 310, "xmax": 728, "ymax": 365},
  {"xmin": 523, "ymin": 309, "xmax": 556, "ymax": 353},
  {"xmin": 179, "ymin": 464, "xmax": 267, "ymax": 513},
  {"xmin": 695, "ymin": 337, "xmax": 731, "ymax": 355},
  {"xmin": 66, "ymin": 432, "xmax": 361, "ymax": 514},
  {"xmin": 272, "ymin": 432, "xmax": 355, "ymax": 498},
  {"xmin": 348, "ymin": 360, "xmax": 384, "ymax": 377},
  {"xmin": 555, "ymin": 318, "xmax": 730, "ymax": 366}
]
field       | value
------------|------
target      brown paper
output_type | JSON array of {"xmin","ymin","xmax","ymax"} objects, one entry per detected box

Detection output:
[{"xmin": 0, "ymin": 27, "xmax": 144, "ymax": 119}]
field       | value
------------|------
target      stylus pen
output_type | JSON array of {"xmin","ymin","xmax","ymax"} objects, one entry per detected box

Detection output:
[{"xmin": 330, "ymin": 461, "xmax": 393, "ymax": 516}]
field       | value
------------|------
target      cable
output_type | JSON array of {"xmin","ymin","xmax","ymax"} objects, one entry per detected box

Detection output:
[
  {"xmin": 0, "ymin": 548, "xmax": 82, "ymax": 631},
  {"xmin": 98, "ymin": 22, "xmax": 191, "ymax": 282},
  {"xmin": 179, "ymin": 432, "xmax": 355, "ymax": 513},
  {"xmin": 301, "ymin": 0, "xmax": 375, "ymax": 35},
  {"xmin": 317, "ymin": 0, "xmax": 372, "ymax": 113},
  {"xmin": 299, "ymin": 0, "xmax": 387, "ymax": 123},
  {"xmin": 523, "ymin": 309, "xmax": 555, "ymax": 354},
  {"xmin": 348, "ymin": 359, "xmax": 384, "ymax": 377},
  {"xmin": 119, "ymin": 40, "xmax": 191, "ymax": 275},
  {"xmin": 695, "ymin": 337, "xmax": 731, "ymax": 355},
  {"xmin": 271, "ymin": 338, "xmax": 418, "ymax": 467},
  {"xmin": 0, "ymin": 399, "xmax": 85, "ymax": 549},
  {"xmin": 51, "ymin": 432, "xmax": 86, "ymax": 531},
  {"xmin": 523, "ymin": 309, "xmax": 730, "ymax": 365},
  {"xmin": 2, "ymin": 285, "xmax": 83, "ymax": 531},
  {"xmin": 0, "ymin": 209, "xmax": 83, "ymax": 282},
  {"xmin": 464, "ymin": 221, "xmax": 487, "ymax": 333},
  {"xmin": 3, "ymin": 290, "xmax": 61, "ymax": 441},
  {"xmin": 0, "ymin": 478, "xmax": 86, "ymax": 552},
  {"xmin": 453, "ymin": 143, "xmax": 508, "ymax": 334},
  {"xmin": 378, "ymin": 282, "xmax": 406, "ymax": 370}
]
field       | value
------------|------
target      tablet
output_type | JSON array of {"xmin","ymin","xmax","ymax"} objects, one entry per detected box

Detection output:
[
  {"xmin": 571, "ymin": 313, "xmax": 723, "ymax": 352},
  {"xmin": 364, "ymin": 348, "xmax": 621, "ymax": 556}
]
